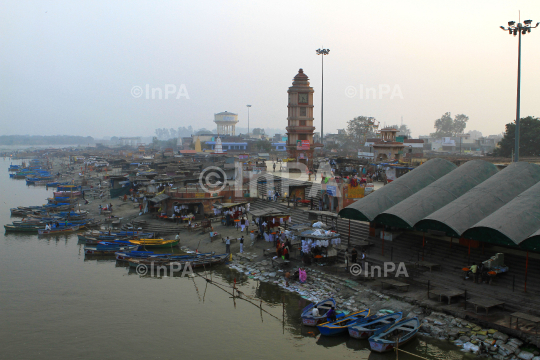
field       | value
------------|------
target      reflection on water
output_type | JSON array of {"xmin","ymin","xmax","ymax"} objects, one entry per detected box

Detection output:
[{"xmin": 0, "ymin": 158, "xmax": 464, "ymax": 359}]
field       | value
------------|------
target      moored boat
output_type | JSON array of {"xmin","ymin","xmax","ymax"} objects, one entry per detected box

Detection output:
[
  {"xmin": 316, "ymin": 309, "xmax": 370, "ymax": 336},
  {"xmin": 84, "ymin": 243, "xmax": 138, "ymax": 255},
  {"xmin": 348, "ymin": 312, "xmax": 403, "ymax": 339},
  {"xmin": 300, "ymin": 298, "xmax": 337, "ymax": 326},
  {"xmin": 368, "ymin": 317, "xmax": 421, "ymax": 353},
  {"xmin": 129, "ymin": 239, "xmax": 179, "ymax": 248},
  {"xmin": 38, "ymin": 225, "xmax": 80, "ymax": 235}
]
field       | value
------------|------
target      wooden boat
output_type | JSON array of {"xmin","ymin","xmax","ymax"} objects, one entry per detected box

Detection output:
[
  {"xmin": 301, "ymin": 298, "xmax": 337, "ymax": 326},
  {"xmin": 129, "ymin": 239, "xmax": 179, "ymax": 248},
  {"xmin": 38, "ymin": 225, "xmax": 80, "ymax": 235},
  {"xmin": 368, "ymin": 317, "xmax": 421, "ymax": 353},
  {"xmin": 4, "ymin": 224, "xmax": 41, "ymax": 232},
  {"xmin": 53, "ymin": 191, "xmax": 82, "ymax": 197},
  {"xmin": 115, "ymin": 251, "xmax": 164, "ymax": 261},
  {"xmin": 316, "ymin": 309, "xmax": 370, "ymax": 336},
  {"xmin": 348, "ymin": 312, "xmax": 403, "ymax": 339},
  {"xmin": 84, "ymin": 243, "xmax": 138, "ymax": 255}
]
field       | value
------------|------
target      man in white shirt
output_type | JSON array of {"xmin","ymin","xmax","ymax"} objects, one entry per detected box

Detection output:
[{"xmin": 225, "ymin": 237, "xmax": 231, "ymax": 254}]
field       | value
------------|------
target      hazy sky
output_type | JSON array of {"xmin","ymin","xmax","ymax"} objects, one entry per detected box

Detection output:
[{"xmin": 1, "ymin": 0, "xmax": 540, "ymax": 138}]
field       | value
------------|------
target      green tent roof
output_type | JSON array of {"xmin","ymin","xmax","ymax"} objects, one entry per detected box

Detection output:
[
  {"xmin": 339, "ymin": 158, "xmax": 456, "ymax": 222},
  {"xmin": 376, "ymin": 160, "xmax": 498, "ymax": 229},
  {"xmin": 416, "ymin": 162, "xmax": 540, "ymax": 237},
  {"xmin": 463, "ymin": 180, "xmax": 540, "ymax": 249}
]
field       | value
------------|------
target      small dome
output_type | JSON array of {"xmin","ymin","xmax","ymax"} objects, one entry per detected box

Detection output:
[{"xmin": 294, "ymin": 68, "xmax": 309, "ymax": 81}]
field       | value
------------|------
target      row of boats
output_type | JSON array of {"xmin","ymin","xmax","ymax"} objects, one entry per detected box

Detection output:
[
  {"xmin": 301, "ymin": 298, "xmax": 421, "ymax": 353},
  {"xmin": 77, "ymin": 230, "xmax": 229, "ymax": 269}
]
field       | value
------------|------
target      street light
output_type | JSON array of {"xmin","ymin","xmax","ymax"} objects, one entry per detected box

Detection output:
[
  {"xmin": 500, "ymin": 19, "xmax": 538, "ymax": 162},
  {"xmin": 316, "ymin": 48, "xmax": 330, "ymax": 149},
  {"xmin": 246, "ymin": 105, "xmax": 252, "ymax": 137}
]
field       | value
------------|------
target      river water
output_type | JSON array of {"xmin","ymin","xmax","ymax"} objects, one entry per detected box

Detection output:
[{"xmin": 0, "ymin": 158, "xmax": 465, "ymax": 360}]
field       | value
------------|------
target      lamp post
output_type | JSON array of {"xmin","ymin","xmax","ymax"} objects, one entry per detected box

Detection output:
[
  {"xmin": 246, "ymin": 105, "xmax": 251, "ymax": 137},
  {"xmin": 316, "ymin": 48, "xmax": 330, "ymax": 149},
  {"xmin": 500, "ymin": 19, "xmax": 538, "ymax": 162}
]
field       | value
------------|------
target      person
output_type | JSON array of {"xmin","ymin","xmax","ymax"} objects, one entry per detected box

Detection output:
[
  {"xmin": 239, "ymin": 236, "xmax": 244, "ymax": 253},
  {"xmin": 82, "ymin": 190, "xmax": 85, "ymax": 200},
  {"xmin": 326, "ymin": 306, "xmax": 337, "ymax": 323},
  {"xmin": 351, "ymin": 248, "xmax": 358, "ymax": 264},
  {"xmin": 99, "ymin": 204, "xmax": 102, "ymax": 215},
  {"xmin": 225, "ymin": 237, "xmax": 231, "ymax": 254},
  {"xmin": 312, "ymin": 306, "xmax": 319, "ymax": 317},
  {"xmin": 273, "ymin": 163, "xmax": 276, "ymax": 172},
  {"xmin": 283, "ymin": 243, "xmax": 290, "ymax": 260},
  {"xmin": 109, "ymin": 203, "xmax": 113, "ymax": 212},
  {"xmin": 467, "ymin": 262, "xmax": 478, "ymax": 280},
  {"xmin": 175, "ymin": 233, "xmax": 180, "ymax": 241},
  {"xmin": 240, "ymin": 217, "xmax": 246, "ymax": 232},
  {"xmin": 299, "ymin": 268, "xmax": 307, "ymax": 284},
  {"xmin": 84, "ymin": 199, "xmax": 89, "ymax": 205}
]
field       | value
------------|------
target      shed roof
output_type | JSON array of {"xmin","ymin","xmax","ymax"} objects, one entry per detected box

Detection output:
[
  {"xmin": 462, "ymin": 180, "xmax": 540, "ymax": 248},
  {"xmin": 415, "ymin": 162, "xmax": 540, "ymax": 237},
  {"xmin": 149, "ymin": 194, "xmax": 170, "ymax": 203},
  {"xmin": 339, "ymin": 158, "xmax": 457, "ymax": 222},
  {"xmin": 376, "ymin": 160, "xmax": 498, "ymax": 229}
]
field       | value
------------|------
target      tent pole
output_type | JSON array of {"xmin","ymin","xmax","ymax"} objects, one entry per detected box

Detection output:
[
  {"xmin": 525, "ymin": 251, "xmax": 529, "ymax": 292},
  {"xmin": 348, "ymin": 219, "xmax": 351, "ymax": 249}
]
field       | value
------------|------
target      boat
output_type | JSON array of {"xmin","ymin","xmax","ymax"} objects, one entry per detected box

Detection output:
[
  {"xmin": 84, "ymin": 243, "xmax": 138, "ymax": 255},
  {"xmin": 129, "ymin": 239, "xmax": 179, "ymax": 248},
  {"xmin": 300, "ymin": 298, "xmax": 337, "ymax": 326},
  {"xmin": 115, "ymin": 251, "xmax": 165, "ymax": 261},
  {"xmin": 54, "ymin": 191, "xmax": 82, "ymax": 197},
  {"xmin": 316, "ymin": 309, "xmax": 370, "ymax": 336},
  {"xmin": 38, "ymin": 225, "xmax": 80, "ymax": 235},
  {"xmin": 368, "ymin": 317, "xmax": 421, "ymax": 353},
  {"xmin": 348, "ymin": 312, "xmax": 403, "ymax": 339}
]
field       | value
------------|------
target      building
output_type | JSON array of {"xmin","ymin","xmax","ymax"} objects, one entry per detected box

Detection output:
[
  {"xmin": 215, "ymin": 111, "xmax": 239, "ymax": 135},
  {"xmin": 372, "ymin": 127, "xmax": 405, "ymax": 161},
  {"xmin": 118, "ymin": 137, "xmax": 141, "ymax": 147},
  {"xmin": 286, "ymin": 69, "xmax": 315, "ymax": 167}
]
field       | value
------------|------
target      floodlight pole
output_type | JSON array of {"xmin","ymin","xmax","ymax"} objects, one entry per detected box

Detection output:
[
  {"xmin": 500, "ymin": 19, "xmax": 538, "ymax": 162},
  {"xmin": 316, "ymin": 48, "xmax": 330, "ymax": 150}
]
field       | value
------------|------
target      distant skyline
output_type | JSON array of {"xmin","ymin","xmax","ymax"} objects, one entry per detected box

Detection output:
[{"xmin": 1, "ymin": 1, "xmax": 539, "ymax": 139}]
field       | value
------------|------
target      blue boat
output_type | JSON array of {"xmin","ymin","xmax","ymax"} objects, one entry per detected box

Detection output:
[
  {"xmin": 316, "ymin": 309, "xmax": 370, "ymax": 336},
  {"xmin": 348, "ymin": 312, "xmax": 403, "ymax": 339},
  {"xmin": 301, "ymin": 298, "xmax": 337, "ymax": 326},
  {"xmin": 368, "ymin": 317, "xmax": 421, "ymax": 353}
]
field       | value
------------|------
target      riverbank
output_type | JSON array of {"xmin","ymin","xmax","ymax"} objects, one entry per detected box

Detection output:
[{"xmin": 14, "ymin": 157, "xmax": 540, "ymax": 358}]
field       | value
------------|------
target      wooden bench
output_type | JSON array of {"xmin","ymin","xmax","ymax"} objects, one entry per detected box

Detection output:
[
  {"xmin": 380, "ymin": 279, "xmax": 410, "ymax": 292},
  {"xmin": 416, "ymin": 261, "xmax": 441, "ymax": 272},
  {"xmin": 466, "ymin": 298, "xmax": 505, "ymax": 314},
  {"xmin": 428, "ymin": 288, "xmax": 465, "ymax": 305},
  {"xmin": 510, "ymin": 312, "xmax": 540, "ymax": 335}
]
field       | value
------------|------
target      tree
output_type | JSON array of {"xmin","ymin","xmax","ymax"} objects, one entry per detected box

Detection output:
[
  {"xmin": 255, "ymin": 139, "xmax": 271, "ymax": 152},
  {"xmin": 431, "ymin": 112, "xmax": 469, "ymax": 138},
  {"xmin": 494, "ymin": 116, "xmax": 540, "ymax": 157},
  {"xmin": 346, "ymin": 116, "xmax": 378, "ymax": 145}
]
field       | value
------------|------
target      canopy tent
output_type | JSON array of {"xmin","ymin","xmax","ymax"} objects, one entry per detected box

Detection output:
[
  {"xmin": 375, "ymin": 160, "xmax": 498, "ymax": 229},
  {"xmin": 339, "ymin": 158, "xmax": 457, "ymax": 222},
  {"xmin": 416, "ymin": 162, "xmax": 540, "ymax": 237},
  {"xmin": 148, "ymin": 194, "xmax": 170, "ymax": 203},
  {"xmin": 249, "ymin": 207, "xmax": 291, "ymax": 218},
  {"xmin": 214, "ymin": 202, "xmax": 248, "ymax": 210},
  {"xmin": 462, "ymin": 180, "xmax": 540, "ymax": 249}
]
